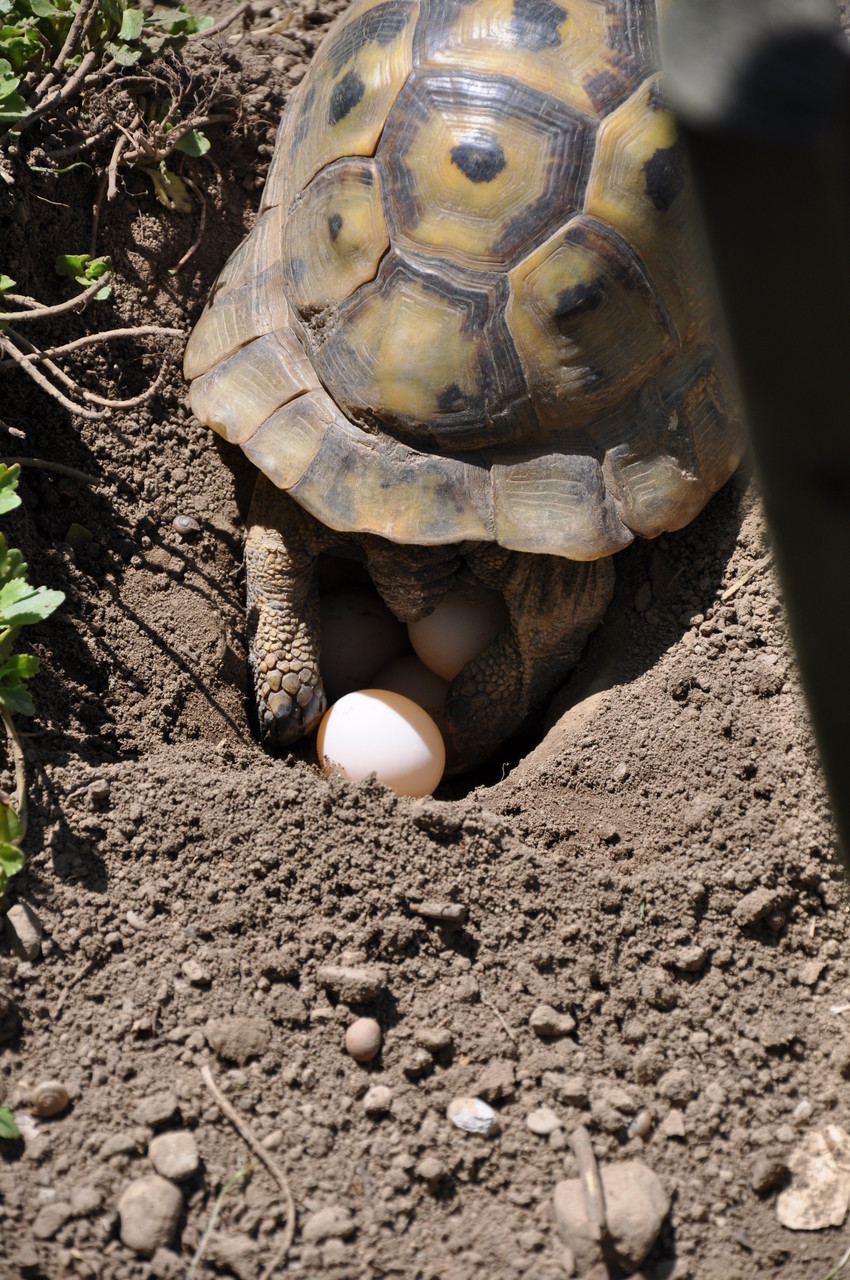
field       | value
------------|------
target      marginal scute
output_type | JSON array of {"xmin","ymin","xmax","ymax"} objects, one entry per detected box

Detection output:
[
  {"xmin": 380, "ymin": 69, "xmax": 592, "ymax": 271},
  {"xmin": 491, "ymin": 448, "xmax": 632, "ymax": 558},
  {"xmin": 283, "ymin": 159, "xmax": 389, "ymax": 315},
  {"xmin": 584, "ymin": 74, "xmax": 706, "ymax": 347},
  {"xmin": 416, "ymin": 0, "xmax": 657, "ymax": 119},
  {"xmin": 506, "ymin": 214, "xmax": 673, "ymax": 432},
  {"xmin": 188, "ymin": 329, "xmax": 320, "ymax": 445},
  {"xmin": 593, "ymin": 348, "xmax": 744, "ymax": 539},
  {"xmin": 288, "ymin": 418, "xmax": 494, "ymax": 544},
  {"xmin": 278, "ymin": 0, "xmax": 420, "ymax": 198},
  {"xmin": 183, "ymin": 259, "xmax": 291, "ymax": 381},
  {"xmin": 242, "ymin": 389, "xmax": 340, "ymax": 488},
  {"xmin": 309, "ymin": 254, "xmax": 535, "ymax": 450}
]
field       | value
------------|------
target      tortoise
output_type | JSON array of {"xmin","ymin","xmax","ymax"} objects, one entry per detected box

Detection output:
[{"xmin": 184, "ymin": 0, "xmax": 744, "ymax": 769}]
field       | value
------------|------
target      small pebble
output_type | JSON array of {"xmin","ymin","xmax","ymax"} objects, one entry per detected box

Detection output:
[
  {"xmin": 447, "ymin": 1096, "xmax": 500, "ymax": 1137},
  {"xmin": 472, "ymin": 1061, "xmax": 516, "ymax": 1102},
  {"xmin": 181, "ymin": 959, "xmax": 210, "ymax": 987},
  {"xmin": 529, "ymin": 1005, "xmax": 576, "ymax": 1038},
  {"xmin": 733, "ymin": 887, "xmax": 779, "ymax": 928},
  {"xmin": 317, "ymin": 964, "xmax": 387, "ymax": 1003},
  {"xmin": 402, "ymin": 1048, "xmax": 433, "ymax": 1079},
  {"xmin": 656, "ymin": 1069, "xmax": 696, "ymax": 1104},
  {"xmin": 793, "ymin": 1099, "xmax": 814, "ymax": 1124},
  {"xmin": 363, "ymin": 1085, "xmax": 393, "ymax": 1116},
  {"xmin": 750, "ymin": 1153, "xmax": 787, "ymax": 1194},
  {"xmin": 117, "ymin": 1175, "xmax": 183, "ymax": 1257},
  {"xmin": 345, "ymin": 1017, "xmax": 382, "ymax": 1063},
  {"xmin": 3, "ymin": 903, "xmax": 43, "ymax": 961},
  {"xmin": 557, "ymin": 1076, "xmax": 589, "ymax": 1107},
  {"xmin": 148, "ymin": 1131, "xmax": 199, "ymax": 1183},
  {"xmin": 32, "ymin": 1201, "xmax": 73, "ymax": 1240},
  {"xmin": 132, "ymin": 1091, "xmax": 179, "ymax": 1129},
  {"xmin": 526, "ymin": 1106, "xmax": 561, "ymax": 1136},
  {"xmin": 409, "ymin": 900, "xmax": 468, "ymax": 926},
  {"xmin": 302, "ymin": 1205, "xmax": 356, "ymax": 1242},
  {"xmin": 673, "ymin": 945, "xmax": 707, "ymax": 973},
  {"xmin": 415, "ymin": 1155, "xmax": 446, "ymax": 1190},
  {"xmin": 659, "ymin": 1110, "xmax": 686, "ymax": 1140},
  {"xmin": 554, "ymin": 1159, "xmax": 670, "ymax": 1273},
  {"xmin": 204, "ymin": 1016, "xmax": 270, "ymax": 1065},
  {"xmin": 415, "ymin": 1027, "xmax": 453, "ymax": 1053},
  {"xmin": 629, "ymin": 1110, "xmax": 653, "ymax": 1140}
]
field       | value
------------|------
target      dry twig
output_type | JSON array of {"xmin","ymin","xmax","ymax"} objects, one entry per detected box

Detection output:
[
  {"xmin": 720, "ymin": 551, "xmax": 774, "ymax": 601},
  {"xmin": 200, "ymin": 1064, "xmax": 296, "ymax": 1278}
]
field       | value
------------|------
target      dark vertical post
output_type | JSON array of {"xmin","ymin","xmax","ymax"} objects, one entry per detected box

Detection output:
[{"xmin": 664, "ymin": 0, "xmax": 850, "ymax": 868}]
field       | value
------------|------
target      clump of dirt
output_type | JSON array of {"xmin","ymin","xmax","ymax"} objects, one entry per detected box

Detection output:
[{"xmin": 1, "ymin": 5, "xmax": 848, "ymax": 1280}]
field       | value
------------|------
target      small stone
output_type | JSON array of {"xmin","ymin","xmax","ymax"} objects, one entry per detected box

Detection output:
[
  {"xmin": 415, "ymin": 1027, "xmax": 453, "ymax": 1054},
  {"xmin": 629, "ymin": 1110, "xmax": 653, "ymax": 1140},
  {"xmin": 415, "ymin": 1155, "xmax": 446, "ymax": 1190},
  {"xmin": 529, "ymin": 1005, "xmax": 576, "ymax": 1038},
  {"xmin": 317, "ymin": 964, "xmax": 386, "ymax": 1003},
  {"xmin": 549, "ymin": 1128, "xmax": 567, "ymax": 1151},
  {"xmin": 793, "ymin": 1099, "xmax": 814, "ymax": 1124},
  {"xmin": 750, "ymin": 1153, "xmax": 787, "ymax": 1194},
  {"xmin": 656, "ymin": 1069, "xmax": 696, "ymax": 1104},
  {"xmin": 759, "ymin": 1019, "xmax": 797, "ymax": 1050},
  {"xmin": 659, "ymin": 1110, "xmax": 686, "ymax": 1140},
  {"xmin": 132, "ymin": 1091, "xmax": 179, "ymax": 1129},
  {"xmin": 117, "ymin": 1175, "xmax": 183, "ymax": 1257},
  {"xmin": 31, "ymin": 1200, "xmax": 73, "ymax": 1240},
  {"xmin": 447, "ymin": 1096, "xmax": 500, "ymax": 1136},
  {"xmin": 204, "ymin": 1016, "xmax": 270, "ymax": 1064},
  {"xmin": 557, "ymin": 1076, "xmax": 589, "ymax": 1107},
  {"xmin": 799, "ymin": 960, "xmax": 826, "ymax": 987},
  {"xmin": 402, "ymin": 1048, "xmax": 433, "ymax": 1080},
  {"xmin": 3, "ymin": 903, "xmax": 43, "ymax": 961},
  {"xmin": 126, "ymin": 910, "xmax": 150, "ymax": 932},
  {"xmin": 672, "ymin": 945, "xmax": 707, "ymax": 973},
  {"xmin": 554, "ymin": 1160, "xmax": 670, "ymax": 1273},
  {"xmin": 88, "ymin": 778, "xmax": 111, "ymax": 805},
  {"xmin": 409, "ymin": 900, "xmax": 468, "ymax": 926},
  {"xmin": 526, "ymin": 1106, "xmax": 560, "ymax": 1136},
  {"xmin": 100, "ymin": 1130, "xmax": 149, "ymax": 1159},
  {"xmin": 733, "ymin": 887, "xmax": 778, "ymax": 928},
  {"xmin": 472, "ymin": 1060, "xmax": 516, "ymax": 1102},
  {"xmin": 363, "ymin": 1085, "xmax": 393, "ymax": 1116},
  {"xmin": 302, "ymin": 1205, "xmax": 356, "ymax": 1242},
  {"xmin": 344, "ymin": 1017, "xmax": 382, "ymax": 1063},
  {"xmin": 70, "ymin": 1184, "xmax": 104, "ymax": 1216},
  {"xmin": 641, "ymin": 967, "xmax": 677, "ymax": 1011},
  {"xmin": 181, "ymin": 959, "xmax": 210, "ymax": 987},
  {"xmin": 148, "ymin": 1131, "xmax": 199, "ymax": 1182}
]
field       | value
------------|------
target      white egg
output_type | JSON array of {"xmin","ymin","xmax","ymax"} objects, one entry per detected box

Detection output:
[
  {"xmin": 407, "ymin": 588, "xmax": 508, "ymax": 682},
  {"xmin": 317, "ymin": 690, "xmax": 445, "ymax": 798},
  {"xmin": 319, "ymin": 585, "xmax": 409, "ymax": 703},
  {"xmin": 372, "ymin": 654, "xmax": 450, "ymax": 723}
]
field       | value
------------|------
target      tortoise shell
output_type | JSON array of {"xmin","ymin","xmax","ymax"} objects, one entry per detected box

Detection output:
[{"xmin": 184, "ymin": 0, "xmax": 743, "ymax": 559}]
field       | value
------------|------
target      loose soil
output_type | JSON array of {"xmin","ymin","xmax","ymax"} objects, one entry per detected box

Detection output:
[{"xmin": 1, "ymin": 6, "xmax": 848, "ymax": 1279}]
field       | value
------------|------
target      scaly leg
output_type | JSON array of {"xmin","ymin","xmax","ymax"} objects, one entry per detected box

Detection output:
[
  {"xmin": 443, "ymin": 546, "xmax": 616, "ymax": 768},
  {"xmin": 244, "ymin": 475, "xmax": 333, "ymax": 747}
]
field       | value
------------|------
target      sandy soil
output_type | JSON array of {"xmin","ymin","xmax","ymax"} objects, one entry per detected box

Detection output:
[{"xmin": 1, "ymin": 4, "xmax": 849, "ymax": 1278}]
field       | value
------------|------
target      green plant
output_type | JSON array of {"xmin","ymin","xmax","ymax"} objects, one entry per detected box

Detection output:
[
  {"xmin": 0, "ymin": 1104, "xmax": 20, "ymax": 1139},
  {"xmin": 0, "ymin": 462, "xmax": 64, "ymax": 900}
]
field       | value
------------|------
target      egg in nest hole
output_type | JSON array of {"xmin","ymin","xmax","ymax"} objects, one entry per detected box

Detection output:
[{"xmin": 317, "ymin": 583, "xmax": 507, "ymax": 795}]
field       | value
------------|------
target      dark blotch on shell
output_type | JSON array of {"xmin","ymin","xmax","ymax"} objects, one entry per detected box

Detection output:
[
  {"xmin": 450, "ymin": 136, "xmax": 507, "ymax": 184},
  {"xmin": 510, "ymin": 0, "xmax": 565, "ymax": 50},
  {"xmin": 643, "ymin": 143, "xmax": 685, "ymax": 212},
  {"xmin": 329, "ymin": 69, "xmax": 366, "ymax": 125},
  {"xmin": 328, "ymin": 212, "xmax": 343, "ymax": 241}
]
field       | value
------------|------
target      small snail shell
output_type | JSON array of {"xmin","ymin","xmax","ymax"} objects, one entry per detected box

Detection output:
[
  {"xmin": 173, "ymin": 515, "xmax": 201, "ymax": 535},
  {"xmin": 31, "ymin": 1080, "xmax": 69, "ymax": 1117}
]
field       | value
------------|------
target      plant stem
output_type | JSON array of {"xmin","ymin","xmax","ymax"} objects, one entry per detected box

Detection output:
[{"xmin": 1, "ymin": 702, "xmax": 28, "ymax": 843}]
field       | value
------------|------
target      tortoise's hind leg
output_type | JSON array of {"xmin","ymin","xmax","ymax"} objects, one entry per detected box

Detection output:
[
  {"xmin": 244, "ymin": 475, "xmax": 332, "ymax": 747},
  {"xmin": 444, "ymin": 546, "xmax": 615, "ymax": 769}
]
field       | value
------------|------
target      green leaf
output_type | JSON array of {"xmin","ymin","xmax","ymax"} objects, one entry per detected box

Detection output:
[
  {"xmin": 28, "ymin": 0, "xmax": 64, "ymax": 15},
  {"xmin": 99, "ymin": 0, "xmax": 128, "ymax": 27},
  {"xmin": 0, "ymin": 90, "xmax": 30, "ymax": 121},
  {"xmin": 0, "ymin": 841, "xmax": 24, "ymax": 876},
  {"xmin": 0, "ymin": 1106, "xmax": 19, "ymax": 1141},
  {"xmin": 0, "ymin": 652, "xmax": 39, "ymax": 680},
  {"xmin": 0, "ymin": 465, "xmax": 21, "ymax": 515},
  {"xmin": 174, "ymin": 127, "xmax": 209, "ymax": 157},
  {"xmin": 0, "ymin": 578, "xmax": 64, "ymax": 625},
  {"xmin": 142, "ymin": 164, "xmax": 192, "ymax": 212},
  {"xmin": 0, "ymin": 275, "xmax": 15, "ymax": 293},
  {"xmin": 0, "ymin": 680, "xmax": 34, "ymax": 715},
  {"xmin": 117, "ymin": 5, "xmax": 142, "ymax": 40},
  {"xmin": 0, "ymin": 801, "xmax": 22, "ymax": 846},
  {"xmin": 104, "ymin": 37, "xmax": 141, "ymax": 64}
]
